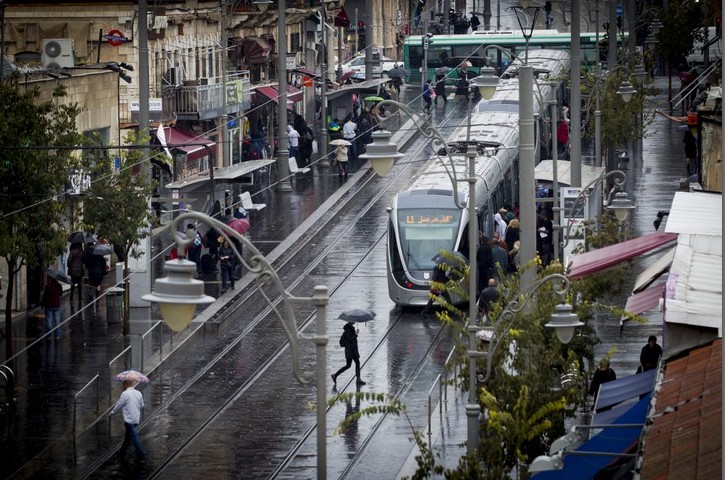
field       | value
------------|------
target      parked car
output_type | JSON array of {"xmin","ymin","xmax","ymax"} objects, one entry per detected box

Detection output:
[{"xmin": 338, "ymin": 52, "xmax": 399, "ymax": 79}]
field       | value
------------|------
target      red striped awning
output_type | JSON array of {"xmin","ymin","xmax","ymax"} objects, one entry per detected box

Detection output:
[
  {"xmin": 156, "ymin": 127, "xmax": 216, "ymax": 161},
  {"xmin": 255, "ymin": 84, "xmax": 304, "ymax": 105},
  {"xmin": 568, "ymin": 231, "xmax": 678, "ymax": 279}
]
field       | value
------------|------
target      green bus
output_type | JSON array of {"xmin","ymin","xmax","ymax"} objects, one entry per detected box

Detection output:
[{"xmin": 403, "ymin": 30, "xmax": 609, "ymax": 85}]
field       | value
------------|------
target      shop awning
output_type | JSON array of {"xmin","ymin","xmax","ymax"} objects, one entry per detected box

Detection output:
[
  {"xmin": 213, "ymin": 159, "xmax": 276, "ymax": 181},
  {"xmin": 326, "ymin": 78, "xmax": 390, "ymax": 100},
  {"xmin": 532, "ymin": 393, "xmax": 650, "ymax": 479},
  {"xmin": 633, "ymin": 247, "xmax": 675, "ymax": 293},
  {"xmin": 164, "ymin": 159, "xmax": 276, "ymax": 190},
  {"xmin": 156, "ymin": 127, "xmax": 216, "ymax": 162},
  {"xmin": 255, "ymin": 84, "xmax": 304, "ymax": 105},
  {"xmin": 567, "ymin": 231, "xmax": 678, "ymax": 279},
  {"xmin": 620, "ymin": 282, "xmax": 666, "ymax": 325},
  {"xmin": 535, "ymin": 160, "xmax": 606, "ymax": 187},
  {"xmin": 593, "ymin": 369, "xmax": 656, "ymax": 413}
]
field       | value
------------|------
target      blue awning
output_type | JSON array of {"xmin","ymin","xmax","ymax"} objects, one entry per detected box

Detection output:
[
  {"xmin": 592, "ymin": 400, "xmax": 639, "ymax": 425},
  {"xmin": 594, "ymin": 369, "xmax": 656, "ymax": 412},
  {"xmin": 532, "ymin": 393, "xmax": 651, "ymax": 479}
]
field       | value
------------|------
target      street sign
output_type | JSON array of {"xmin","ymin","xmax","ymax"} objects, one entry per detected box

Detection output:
[
  {"xmin": 422, "ymin": 35, "xmax": 429, "ymax": 50},
  {"xmin": 104, "ymin": 29, "xmax": 128, "ymax": 47}
]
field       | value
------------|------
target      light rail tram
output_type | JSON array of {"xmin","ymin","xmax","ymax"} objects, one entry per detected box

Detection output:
[{"xmin": 386, "ymin": 49, "xmax": 571, "ymax": 307}]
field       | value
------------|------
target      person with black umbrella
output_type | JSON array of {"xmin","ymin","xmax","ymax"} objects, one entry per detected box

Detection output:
[
  {"xmin": 67, "ymin": 243, "xmax": 85, "ymax": 303},
  {"xmin": 331, "ymin": 322, "xmax": 366, "ymax": 387}
]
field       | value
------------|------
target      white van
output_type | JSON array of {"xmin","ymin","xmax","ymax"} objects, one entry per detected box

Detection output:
[{"xmin": 686, "ymin": 26, "xmax": 721, "ymax": 65}]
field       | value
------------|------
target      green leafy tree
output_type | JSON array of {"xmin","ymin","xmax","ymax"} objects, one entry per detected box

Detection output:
[
  {"xmin": 81, "ymin": 132, "xmax": 156, "ymax": 334},
  {"xmin": 581, "ymin": 67, "xmax": 657, "ymax": 154},
  {"xmin": 0, "ymin": 77, "xmax": 84, "ymax": 359}
]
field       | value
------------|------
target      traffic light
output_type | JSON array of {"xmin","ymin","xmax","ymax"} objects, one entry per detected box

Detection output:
[
  {"xmin": 357, "ymin": 21, "xmax": 366, "ymax": 51},
  {"xmin": 616, "ymin": 15, "xmax": 622, "ymax": 30}
]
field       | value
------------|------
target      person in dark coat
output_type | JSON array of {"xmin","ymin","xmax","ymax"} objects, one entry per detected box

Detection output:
[
  {"xmin": 478, "ymin": 278, "xmax": 499, "ymax": 318},
  {"xmin": 476, "ymin": 235, "xmax": 494, "ymax": 295},
  {"xmin": 41, "ymin": 276, "xmax": 63, "ymax": 339},
  {"xmin": 67, "ymin": 243, "xmax": 85, "ymax": 303},
  {"xmin": 331, "ymin": 322, "xmax": 366, "ymax": 386},
  {"xmin": 639, "ymin": 335, "xmax": 663, "ymax": 372},
  {"xmin": 683, "ymin": 129, "xmax": 697, "ymax": 175},
  {"xmin": 217, "ymin": 237, "xmax": 235, "ymax": 293},
  {"xmin": 434, "ymin": 72, "xmax": 448, "ymax": 105},
  {"xmin": 86, "ymin": 249, "xmax": 107, "ymax": 297},
  {"xmin": 588, "ymin": 358, "xmax": 616, "ymax": 400}
]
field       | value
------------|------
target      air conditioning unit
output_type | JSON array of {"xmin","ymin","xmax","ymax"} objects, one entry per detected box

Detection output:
[{"xmin": 42, "ymin": 38, "xmax": 75, "ymax": 69}]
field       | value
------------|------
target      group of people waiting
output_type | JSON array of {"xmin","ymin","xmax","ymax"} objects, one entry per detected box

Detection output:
[{"xmin": 329, "ymin": 108, "xmax": 377, "ymax": 178}]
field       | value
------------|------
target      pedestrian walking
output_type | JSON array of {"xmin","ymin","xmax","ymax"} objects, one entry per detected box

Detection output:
[
  {"xmin": 67, "ymin": 243, "xmax": 85, "ymax": 303},
  {"xmin": 422, "ymin": 79, "xmax": 434, "ymax": 113},
  {"xmin": 334, "ymin": 144, "xmax": 349, "ymax": 178},
  {"xmin": 639, "ymin": 335, "xmax": 663, "ymax": 373},
  {"xmin": 588, "ymin": 358, "xmax": 616, "ymax": 401},
  {"xmin": 683, "ymin": 129, "xmax": 697, "ymax": 175},
  {"xmin": 331, "ymin": 322, "xmax": 366, "ymax": 386},
  {"xmin": 470, "ymin": 12, "xmax": 481, "ymax": 31},
  {"xmin": 287, "ymin": 124, "xmax": 300, "ymax": 161},
  {"xmin": 342, "ymin": 114, "xmax": 358, "ymax": 164},
  {"xmin": 86, "ymin": 247, "xmax": 107, "ymax": 298},
  {"xmin": 109, "ymin": 379, "xmax": 146, "ymax": 462},
  {"xmin": 41, "ymin": 276, "xmax": 62, "ymax": 339},
  {"xmin": 434, "ymin": 71, "xmax": 447, "ymax": 105},
  {"xmin": 218, "ymin": 237, "xmax": 236, "ymax": 293}
]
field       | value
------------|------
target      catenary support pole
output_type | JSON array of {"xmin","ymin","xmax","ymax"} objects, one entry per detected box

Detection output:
[
  {"xmin": 551, "ymin": 99, "xmax": 560, "ymax": 261},
  {"xmin": 466, "ymin": 144, "xmax": 480, "ymax": 454},
  {"xmin": 312, "ymin": 285, "xmax": 329, "ymax": 480},
  {"xmin": 570, "ymin": 0, "xmax": 581, "ymax": 188},
  {"xmin": 277, "ymin": 0, "xmax": 292, "ymax": 192},
  {"xmin": 519, "ymin": 65, "xmax": 536, "ymax": 288}
]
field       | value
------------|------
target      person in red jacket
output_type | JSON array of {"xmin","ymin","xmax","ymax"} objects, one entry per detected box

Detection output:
[{"xmin": 41, "ymin": 277, "xmax": 63, "ymax": 339}]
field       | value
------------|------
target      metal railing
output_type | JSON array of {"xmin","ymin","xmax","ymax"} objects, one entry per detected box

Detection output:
[{"xmin": 73, "ymin": 374, "xmax": 99, "ymax": 433}]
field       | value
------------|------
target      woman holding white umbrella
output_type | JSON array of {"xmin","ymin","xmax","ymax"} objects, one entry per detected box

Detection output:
[{"xmin": 330, "ymin": 139, "xmax": 351, "ymax": 179}]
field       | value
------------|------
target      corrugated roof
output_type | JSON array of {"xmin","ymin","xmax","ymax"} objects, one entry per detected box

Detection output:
[
  {"xmin": 633, "ymin": 247, "xmax": 675, "ymax": 293},
  {"xmin": 640, "ymin": 339, "xmax": 722, "ymax": 479},
  {"xmin": 665, "ymin": 191, "xmax": 722, "ymax": 236}
]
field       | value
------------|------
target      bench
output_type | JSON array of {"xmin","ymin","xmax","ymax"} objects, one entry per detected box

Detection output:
[{"xmin": 239, "ymin": 191, "xmax": 266, "ymax": 212}]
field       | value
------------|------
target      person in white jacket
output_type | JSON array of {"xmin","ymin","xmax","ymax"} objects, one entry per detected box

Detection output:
[
  {"xmin": 110, "ymin": 379, "xmax": 146, "ymax": 462},
  {"xmin": 494, "ymin": 212, "xmax": 507, "ymax": 239}
]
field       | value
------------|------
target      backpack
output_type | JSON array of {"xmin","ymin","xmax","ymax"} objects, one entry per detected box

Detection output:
[{"xmin": 339, "ymin": 332, "xmax": 348, "ymax": 348}]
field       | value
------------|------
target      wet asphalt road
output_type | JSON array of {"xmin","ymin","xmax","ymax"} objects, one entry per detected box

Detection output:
[{"xmin": 0, "ymin": 74, "xmax": 690, "ymax": 479}]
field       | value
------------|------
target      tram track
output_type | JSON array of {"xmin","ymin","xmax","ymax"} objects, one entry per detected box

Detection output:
[{"xmin": 53, "ymin": 101, "xmax": 473, "ymax": 480}]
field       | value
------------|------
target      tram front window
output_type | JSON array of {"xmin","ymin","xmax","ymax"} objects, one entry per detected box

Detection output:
[{"xmin": 397, "ymin": 209, "xmax": 461, "ymax": 272}]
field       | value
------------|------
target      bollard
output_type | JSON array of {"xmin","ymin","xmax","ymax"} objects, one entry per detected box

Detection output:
[{"xmin": 105, "ymin": 287, "xmax": 125, "ymax": 323}]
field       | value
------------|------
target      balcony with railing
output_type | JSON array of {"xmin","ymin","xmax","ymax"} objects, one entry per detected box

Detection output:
[{"xmin": 161, "ymin": 71, "xmax": 251, "ymax": 121}]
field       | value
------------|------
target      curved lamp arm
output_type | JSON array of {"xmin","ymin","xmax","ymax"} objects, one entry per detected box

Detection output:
[
  {"xmin": 162, "ymin": 212, "xmax": 325, "ymax": 385},
  {"xmin": 560, "ymin": 170, "xmax": 629, "ymax": 248},
  {"xmin": 479, "ymin": 273, "xmax": 574, "ymax": 384},
  {"xmin": 370, "ymin": 99, "xmax": 466, "ymax": 209}
]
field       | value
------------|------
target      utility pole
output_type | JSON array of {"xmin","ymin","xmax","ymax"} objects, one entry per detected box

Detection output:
[
  {"xmin": 320, "ymin": 5, "xmax": 329, "ymax": 168},
  {"xmin": 365, "ymin": 0, "xmax": 373, "ymax": 80},
  {"xmin": 276, "ymin": 0, "xmax": 292, "ymax": 192},
  {"xmin": 219, "ymin": 0, "xmax": 229, "ymax": 173},
  {"xmin": 570, "ymin": 0, "xmax": 581, "ymax": 188}
]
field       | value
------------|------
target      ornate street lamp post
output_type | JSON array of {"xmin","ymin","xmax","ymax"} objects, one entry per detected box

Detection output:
[{"xmin": 143, "ymin": 212, "xmax": 329, "ymax": 479}]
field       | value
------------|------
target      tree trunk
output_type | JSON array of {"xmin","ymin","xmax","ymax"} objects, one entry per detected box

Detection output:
[
  {"xmin": 4, "ymin": 258, "xmax": 17, "ymax": 360},
  {"xmin": 123, "ymin": 256, "xmax": 130, "ymax": 337}
]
